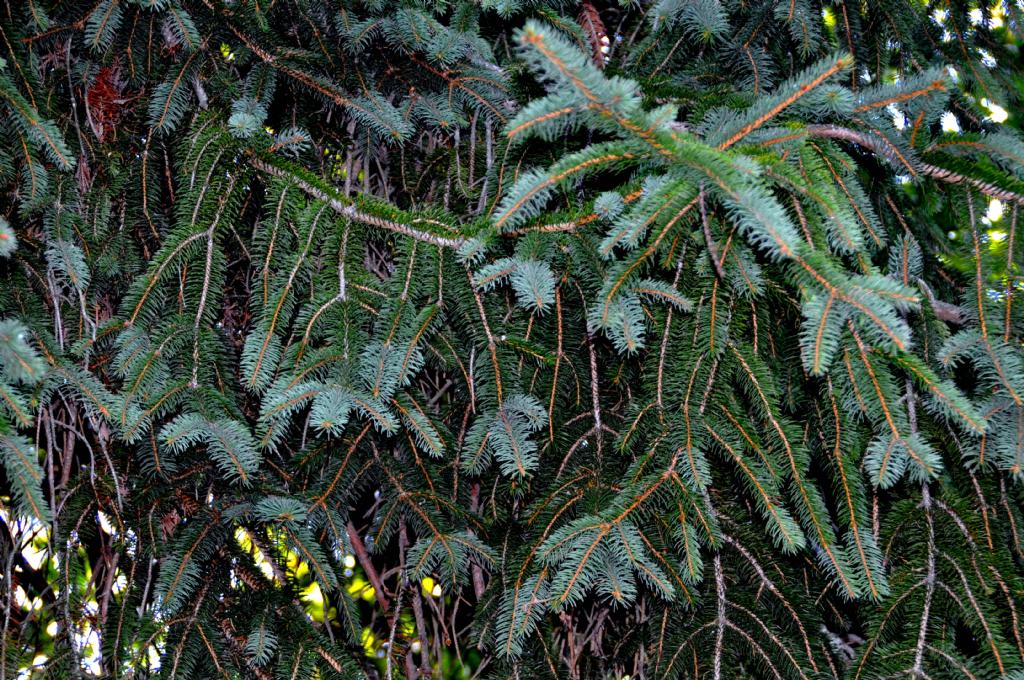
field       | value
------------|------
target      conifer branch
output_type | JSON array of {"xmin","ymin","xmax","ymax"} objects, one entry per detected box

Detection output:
[
  {"xmin": 251, "ymin": 159, "xmax": 465, "ymax": 248},
  {"xmin": 807, "ymin": 125, "xmax": 1024, "ymax": 203},
  {"xmin": 719, "ymin": 55, "xmax": 853, "ymax": 150},
  {"xmin": 2, "ymin": 2, "xmax": 1023, "ymax": 676}
]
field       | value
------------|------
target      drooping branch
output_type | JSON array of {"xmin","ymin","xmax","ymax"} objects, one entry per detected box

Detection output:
[{"xmin": 806, "ymin": 124, "xmax": 1024, "ymax": 203}]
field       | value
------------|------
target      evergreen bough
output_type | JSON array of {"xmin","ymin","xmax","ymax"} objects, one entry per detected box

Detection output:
[{"xmin": 1, "ymin": 0, "xmax": 1023, "ymax": 677}]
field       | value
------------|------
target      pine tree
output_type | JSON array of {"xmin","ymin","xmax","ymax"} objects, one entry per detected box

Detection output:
[{"xmin": 1, "ymin": 0, "xmax": 1023, "ymax": 678}]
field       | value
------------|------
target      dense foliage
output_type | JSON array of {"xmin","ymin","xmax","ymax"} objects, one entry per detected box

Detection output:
[{"xmin": 2, "ymin": 0, "xmax": 1024, "ymax": 677}]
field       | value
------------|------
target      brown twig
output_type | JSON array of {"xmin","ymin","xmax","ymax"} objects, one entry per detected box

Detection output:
[
  {"xmin": 700, "ymin": 188, "xmax": 726, "ymax": 281},
  {"xmin": 347, "ymin": 520, "xmax": 391, "ymax": 613}
]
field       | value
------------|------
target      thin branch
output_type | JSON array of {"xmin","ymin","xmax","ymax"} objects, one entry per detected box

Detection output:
[
  {"xmin": 190, "ymin": 227, "xmax": 216, "ymax": 388},
  {"xmin": 388, "ymin": 525, "xmax": 410, "ymax": 680},
  {"xmin": 1005, "ymin": 205, "xmax": 1018, "ymax": 343},
  {"xmin": 586, "ymin": 332, "xmax": 603, "ymax": 464},
  {"xmin": 347, "ymin": 520, "xmax": 391, "ymax": 613},
  {"xmin": 700, "ymin": 187, "xmax": 726, "ymax": 280},
  {"xmin": 713, "ymin": 554, "xmax": 727, "ymax": 680},
  {"xmin": 908, "ymin": 378, "xmax": 934, "ymax": 679},
  {"xmin": 911, "ymin": 482, "xmax": 935, "ymax": 677}
]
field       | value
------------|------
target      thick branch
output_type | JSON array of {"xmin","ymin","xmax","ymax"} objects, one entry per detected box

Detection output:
[
  {"xmin": 917, "ymin": 279, "xmax": 966, "ymax": 325},
  {"xmin": 251, "ymin": 159, "xmax": 466, "ymax": 249},
  {"xmin": 806, "ymin": 125, "xmax": 1024, "ymax": 203}
]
